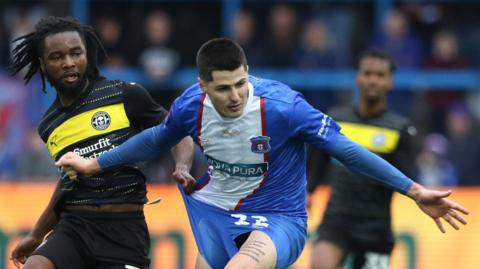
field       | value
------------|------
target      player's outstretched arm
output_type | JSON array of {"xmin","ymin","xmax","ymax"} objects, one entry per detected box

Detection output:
[
  {"xmin": 11, "ymin": 180, "xmax": 62, "ymax": 267},
  {"xmin": 171, "ymin": 136, "xmax": 196, "ymax": 187},
  {"xmin": 56, "ymin": 152, "xmax": 101, "ymax": 177},
  {"xmin": 323, "ymin": 134, "xmax": 469, "ymax": 232},
  {"xmin": 406, "ymin": 182, "xmax": 469, "ymax": 233},
  {"xmin": 56, "ymin": 123, "xmax": 179, "ymax": 179}
]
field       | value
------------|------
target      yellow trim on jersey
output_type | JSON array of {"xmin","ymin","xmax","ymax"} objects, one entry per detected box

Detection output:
[
  {"xmin": 339, "ymin": 121, "xmax": 400, "ymax": 154},
  {"xmin": 47, "ymin": 103, "xmax": 130, "ymax": 158}
]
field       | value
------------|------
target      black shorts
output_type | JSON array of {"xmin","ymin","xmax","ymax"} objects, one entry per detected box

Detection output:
[
  {"xmin": 316, "ymin": 213, "xmax": 394, "ymax": 268},
  {"xmin": 33, "ymin": 210, "xmax": 150, "ymax": 269}
]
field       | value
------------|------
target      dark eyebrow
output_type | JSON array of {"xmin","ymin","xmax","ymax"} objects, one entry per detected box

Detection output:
[
  {"xmin": 46, "ymin": 46, "xmax": 83, "ymax": 57},
  {"xmin": 70, "ymin": 46, "xmax": 84, "ymax": 51},
  {"xmin": 214, "ymin": 76, "xmax": 247, "ymax": 90},
  {"xmin": 47, "ymin": 51, "xmax": 63, "ymax": 57},
  {"xmin": 214, "ymin": 84, "xmax": 230, "ymax": 90}
]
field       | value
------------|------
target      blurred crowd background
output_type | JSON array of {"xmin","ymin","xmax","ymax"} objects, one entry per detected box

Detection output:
[{"xmin": 1, "ymin": 0, "xmax": 480, "ymax": 187}]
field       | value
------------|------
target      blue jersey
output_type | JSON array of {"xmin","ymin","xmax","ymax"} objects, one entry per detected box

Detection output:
[
  {"xmin": 164, "ymin": 76, "xmax": 339, "ymax": 217},
  {"xmin": 98, "ymin": 76, "xmax": 413, "ymax": 218}
]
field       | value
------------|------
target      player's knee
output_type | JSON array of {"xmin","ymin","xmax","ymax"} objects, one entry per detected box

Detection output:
[
  {"xmin": 225, "ymin": 255, "xmax": 276, "ymax": 269},
  {"xmin": 310, "ymin": 241, "xmax": 345, "ymax": 269},
  {"xmin": 23, "ymin": 255, "xmax": 55, "ymax": 269},
  {"xmin": 310, "ymin": 253, "xmax": 341, "ymax": 269},
  {"xmin": 195, "ymin": 254, "xmax": 212, "ymax": 269},
  {"xmin": 225, "ymin": 263, "xmax": 266, "ymax": 269},
  {"xmin": 310, "ymin": 255, "xmax": 341, "ymax": 269},
  {"xmin": 310, "ymin": 263, "xmax": 339, "ymax": 269}
]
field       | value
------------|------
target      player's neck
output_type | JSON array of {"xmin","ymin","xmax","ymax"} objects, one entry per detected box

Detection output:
[
  {"xmin": 57, "ymin": 79, "xmax": 90, "ymax": 107},
  {"xmin": 358, "ymin": 100, "xmax": 386, "ymax": 117}
]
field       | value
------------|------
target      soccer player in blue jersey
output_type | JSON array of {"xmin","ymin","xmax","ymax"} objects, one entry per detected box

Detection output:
[{"xmin": 56, "ymin": 38, "xmax": 469, "ymax": 269}]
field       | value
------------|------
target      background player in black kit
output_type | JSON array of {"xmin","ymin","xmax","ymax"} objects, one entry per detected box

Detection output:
[
  {"xmin": 308, "ymin": 50, "xmax": 417, "ymax": 269},
  {"xmin": 9, "ymin": 16, "xmax": 194, "ymax": 269}
]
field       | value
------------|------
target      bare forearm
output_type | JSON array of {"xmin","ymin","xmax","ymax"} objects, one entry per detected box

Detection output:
[{"xmin": 171, "ymin": 136, "xmax": 194, "ymax": 170}]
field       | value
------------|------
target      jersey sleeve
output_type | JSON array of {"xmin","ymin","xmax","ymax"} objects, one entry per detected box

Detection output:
[
  {"xmin": 326, "ymin": 134, "xmax": 413, "ymax": 194},
  {"xmin": 289, "ymin": 94, "xmax": 413, "ymax": 194},
  {"xmin": 288, "ymin": 93, "xmax": 341, "ymax": 151},
  {"xmin": 97, "ymin": 97, "xmax": 188, "ymax": 169},
  {"xmin": 122, "ymin": 82, "xmax": 168, "ymax": 129}
]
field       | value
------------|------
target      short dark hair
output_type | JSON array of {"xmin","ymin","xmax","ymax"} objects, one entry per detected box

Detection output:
[
  {"xmin": 196, "ymin": 38, "xmax": 247, "ymax": 82},
  {"xmin": 357, "ymin": 49, "xmax": 396, "ymax": 73},
  {"xmin": 10, "ymin": 16, "xmax": 106, "ymax": 92}
]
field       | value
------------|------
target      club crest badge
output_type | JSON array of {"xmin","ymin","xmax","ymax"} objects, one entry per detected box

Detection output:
[
  {"xmin": 372, "ymin": 132, "xmax": 386, "ymax": 147},
  {"xmin": 250, "ymin": 136, "xmax": 271, "ymax": 153},
  {"xmin": 91, "ymin": 111, "xmax": 111, "ymax": 130}
]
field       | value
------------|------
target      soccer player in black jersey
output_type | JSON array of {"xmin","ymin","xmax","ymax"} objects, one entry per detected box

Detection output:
[
  {"xmin": 9, "ymin": 16, "xmax": 194, "ymax": 269},
  {"xmin": 308, "ymin": 50, "xmax": 419, "ymax": 269}
]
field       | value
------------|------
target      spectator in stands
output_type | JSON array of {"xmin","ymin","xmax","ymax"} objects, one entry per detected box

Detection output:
[
  {"xmin": 293, "ymin": 18, "xmax": 338, "ymax": 111},
  {"xmin": 294, "ymin": 19, "xmax": 337, "ymax": 69},
  {"xmin": 135, "ymin": 10, "xmax": 182, "ymax": 178},
  {"xmin": 0, "ymin": 70, "xmax": 29, "ymax": 179},
  {"xmin": 416, "ymin": 133, "xmax": 457, "ymax": 187},
  {"xmin": 138, "ymin": 10, "xmax": 179, "ymax": 81},
  {"xmin": 369, "ymin": 8, "xmax": 423, "ymax": 116},
  {"xmin": 423, "ymin": 30, "xmax": 468, "ymax": 133},
  {"xmin": 256, "ymin": 4, "xmax": 299, "ymax": 67},
  {"xmin": 231, "ymin": 9, "xmax": 262, "ymax": 66},
  {"xmin": 0, "ymin": 106, "xmax": 17, "ymax": 179},
  {"xmin": 95, "ymin": 15, "xmax": 128, "ymax": 68},
  {"xmin": 445, "ymin": 103, "xmax": 480, "ymax": 185},
  {"xmin": 425, "ymin": 30, "xmax": 466, "ymax": 70},
  {"xmin": 369, "ymin": 9, "xmax": 423, "ymax": 68}
]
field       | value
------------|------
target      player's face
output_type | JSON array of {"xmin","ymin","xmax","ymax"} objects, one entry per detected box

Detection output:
[
  {"xmin": 200, "ymin": 65, "xmax": 249, "ymax": 118},
  {"xmin": 40, "ymin": 31, "xmax": 87, "ymax": 95},
  {"xmin": 356, "ymin": 57, "xmax": 392, "ymax": 104}
]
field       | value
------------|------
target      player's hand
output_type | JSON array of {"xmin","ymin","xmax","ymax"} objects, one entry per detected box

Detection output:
[
  {"xmin": 410, "ymin": 184, "xmax": 469, "ymax": 233},
  {"xmin": 10, "ymin": 234, "xmax": 43, "ymax": 268},
  {"xmin": 62, "ymin": 165, "xmax": 79, "ymax": 181},
  {"xmin": 173, "ymin": 164, "xmax": 196, "ymax": 194},
  {"xmin": 55, "ymin": 152, "xmax": 101, "ymax": 178}
]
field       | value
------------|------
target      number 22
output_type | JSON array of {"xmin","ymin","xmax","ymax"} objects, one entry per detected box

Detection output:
[{"xmin": 231, "ymin": 214, "xmax": 269, "ymax": 228}]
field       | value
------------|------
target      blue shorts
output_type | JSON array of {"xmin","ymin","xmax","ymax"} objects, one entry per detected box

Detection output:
[{"xmin": 180, "ymin": 189, "xmax": 307, "ymax": 269}]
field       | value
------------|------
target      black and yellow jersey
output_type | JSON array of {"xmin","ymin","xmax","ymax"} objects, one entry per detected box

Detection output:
[
  {"xmin": 38, "ymin": 79, "xmax": 167, "ymax": 207},
  {"xmin": 308, "ymin": 106, "xmax": 416, "ymax": 218}
]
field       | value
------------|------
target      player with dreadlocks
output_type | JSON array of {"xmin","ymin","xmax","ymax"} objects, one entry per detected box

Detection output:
[
  {"xmin": 9, "ymin": 16, "xmax": 195, "ymax": 269},
  {"xmin": 11, "ymin": 15, "xmax": 104, "ymax": 93}
]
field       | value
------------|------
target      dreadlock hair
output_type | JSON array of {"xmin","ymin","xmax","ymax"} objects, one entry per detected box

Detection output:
[{"xmin": 10, "ymin": 16, "xmax": 107, "ymax": 92}]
